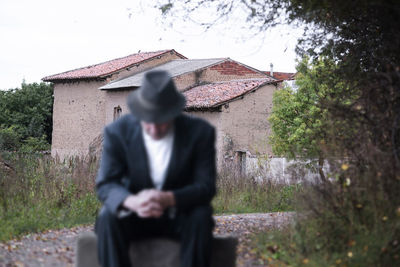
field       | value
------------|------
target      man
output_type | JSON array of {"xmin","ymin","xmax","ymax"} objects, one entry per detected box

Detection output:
[{"xmin": 95, "ymin": 70, "xmax": 216, "ymax": 267}]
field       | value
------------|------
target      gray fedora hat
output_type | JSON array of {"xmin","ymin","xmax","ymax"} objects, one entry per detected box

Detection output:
[{"xmin": 127, "ymin": 70, "xmax": 186, "ymax": 123}]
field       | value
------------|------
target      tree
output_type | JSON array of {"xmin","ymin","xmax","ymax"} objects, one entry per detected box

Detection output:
[
  {"xmin": 269, "ymin": 57, "xmax": 355, "ymax": 179},
  {"xmin": 0, "ymin": 82, "xmax": 53, "ymax": 151},
  {"xmin": 155, "ymin": 0, "xmax": 400, "ymax": 165},
  {"xmin": 270, "ymin": 58, "xmax": 329, "ymax": 159},
  {"xmin": 157, "ymin": 1, "xmax": 400, "ymax": 265},
  {"xmin": 156, "ymin": 0, "xmax": 400, "ymax": 198}
]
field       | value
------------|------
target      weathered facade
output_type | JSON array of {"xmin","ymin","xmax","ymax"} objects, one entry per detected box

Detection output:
[
  {"xmin": 43, "ymin": 50, "xmax": 186, "ymax": 157},
  {"xmin": 183, "ymin": 80, "xmax": 277, "ymax": 170},
  {"xmin": 43, "ymin": 50, "xmax": 281, "ymax": 170},
  {"xmin": 188, "ymin": 84, "xmax": 276, "ymax": 161}
]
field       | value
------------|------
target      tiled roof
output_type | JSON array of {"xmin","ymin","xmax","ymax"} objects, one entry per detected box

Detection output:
[
  {"xmin": 42, "ymin": 49, "xmax": 186, "ymax": 82},
  {"xmin": 184, "ymin": 78, "xmax": 276, "ymax": 109},
  {"xmin": 262, "ymin": 71, "xmax": 296, "ymax": 80},
  {"xmin": 100, "ymin": 58, "xmax": 226, "ymax": 90}
]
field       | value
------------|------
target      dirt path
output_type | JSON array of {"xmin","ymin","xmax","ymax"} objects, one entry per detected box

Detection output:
[{"xmin": 0, "ymin": 212, "xmax": 294, "ymax": 267}]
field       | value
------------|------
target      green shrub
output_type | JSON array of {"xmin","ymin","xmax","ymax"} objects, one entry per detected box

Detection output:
[
  {"xmin": 0, "ymin": 126, "xmax": 22, "ymax": 151},
  {"xmin": 19, "ymin": 135, "xmax": 50, "ymax": 153},
  {"xmin": 251, "ymin": 164, "xmax": 400, "ymax": 266}
]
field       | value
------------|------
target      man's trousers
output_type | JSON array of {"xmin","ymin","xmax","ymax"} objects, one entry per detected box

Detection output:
[{"xmin": 95, "ymin": 206, "xmax": 214, "ymax": 267}]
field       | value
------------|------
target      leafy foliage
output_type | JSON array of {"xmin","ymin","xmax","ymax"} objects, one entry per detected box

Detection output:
[
  {"xmin": 158, "ymin": 0, "xmax": 400, "ymax": 265},
  {"xmin": 0, "ymin": 82, "xmax": 53, "ymax": 151},
  {"xmin": 0, "ymin": 126, "xmax": 22, "ymax": 151},
  {"xmin": 269, "ymin": 58, "xmax": 338, "ymax": 159}
]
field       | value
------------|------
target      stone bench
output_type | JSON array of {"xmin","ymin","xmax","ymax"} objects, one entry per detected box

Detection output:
[{"xmin": 75, "ymin": 232, "xmax": 238, "ymax": 267}]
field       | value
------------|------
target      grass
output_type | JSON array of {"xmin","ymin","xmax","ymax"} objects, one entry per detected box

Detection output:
[
  {"xmin": 0, "ymin": 153, "xmax": 300, "ymax": 242},
  {"xmin": 0, "ymin": 152, "xmax": 100, "ymax": 242},
  {"xmin": 212, "ymin": 165, "xmax": 301, "ymax": 214}
]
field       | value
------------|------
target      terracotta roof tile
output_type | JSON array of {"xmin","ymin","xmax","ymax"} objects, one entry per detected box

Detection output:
[
  {"xmin": 184, "ymin": 78, "xmax": 276, "ymax": 109},
  {"xmin": 43, "ymin": 49, "xmax": 186, "ymax": 82}
]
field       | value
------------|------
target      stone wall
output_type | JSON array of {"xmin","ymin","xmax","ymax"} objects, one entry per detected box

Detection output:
[{"xmin": 246, "ymin": 156, "xmax": 331, "ymax": 184}]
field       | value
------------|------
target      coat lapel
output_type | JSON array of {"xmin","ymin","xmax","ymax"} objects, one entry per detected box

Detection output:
[
  {"xmin": 128, "ymin": 121, "xmax": 154, "ymax": 188},
  {"xmin": 162, "ymin": 116, "xmax": 184, "ymax": 190}
]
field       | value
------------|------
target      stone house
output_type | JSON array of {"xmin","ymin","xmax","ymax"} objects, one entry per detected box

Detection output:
[
  {"xmin": 43, "ymin": 49, "xmax": 281, "ymax": 170},
  {"xmin": 43, "ymin": 49, "xmax": 186, "ymax": 157}
]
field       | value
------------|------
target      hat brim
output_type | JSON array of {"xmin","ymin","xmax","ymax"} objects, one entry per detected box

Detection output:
[{"xmin": 127, "ymin": 89, "xmax": 186, "ymax": 123}]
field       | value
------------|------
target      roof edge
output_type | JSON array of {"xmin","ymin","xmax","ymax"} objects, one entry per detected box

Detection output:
[
  {"xmin": 99, "ymin": 58, "xmax": 228, "ymax": 91},
  {"xmin": 209, "ymin": 79, "xmax": 277, "ymax": 108},
  {"xmin": 42, "ymin": 49, "xmax": 186, "ymax": 82},
  {"xmin": 97, "ymin": 49, "xmax": 188, "ymax": 79},
  {"xmin": 185, "ymin": 78, "xmax": 278, "ymax": 109},
  {"xmin": 226, "ymin": 58, "xmax": 278, "ymax": 80}
]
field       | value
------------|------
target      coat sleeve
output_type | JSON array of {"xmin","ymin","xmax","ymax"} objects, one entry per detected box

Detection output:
[
  {"xmin": 172, "ymin": 126, "xmax": 216, "ymax": 211},
  {"xmin": 96, "ymin": 126, "xmax": 131, "ymax": 215}
]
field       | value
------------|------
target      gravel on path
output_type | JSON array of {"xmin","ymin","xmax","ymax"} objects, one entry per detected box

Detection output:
[{"xmin": 0, "ymin": 212, "xmax": 294, "ymax": 267}]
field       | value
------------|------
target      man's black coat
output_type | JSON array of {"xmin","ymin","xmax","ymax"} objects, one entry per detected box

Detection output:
[{"xmin": 96, "ymin": 114, "xmax": 216, "ymax": 215}]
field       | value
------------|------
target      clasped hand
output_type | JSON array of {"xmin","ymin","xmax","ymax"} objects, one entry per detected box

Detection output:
[{"xmin": 122, "ymin": 189, "xmax": 175, "ymax": 218}]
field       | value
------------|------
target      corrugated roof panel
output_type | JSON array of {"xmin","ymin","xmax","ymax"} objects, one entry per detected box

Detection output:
[{"xmin": 99, "ymin": 58, "xmax": 226, "ymax": 90}]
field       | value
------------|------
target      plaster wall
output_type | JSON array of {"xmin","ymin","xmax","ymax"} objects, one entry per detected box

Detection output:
[
  {"xmin": 51, "ymin": 52, "xmax": 183, "ymax": 157},
  {"xmin": 183, "ymin": 84, "xmax": 277, "ymax": 168},
  {"xmin": 51, "ymin": 80, "xmax": 107, "ymax": 157},
  {"xmin": 104, "ymin": 90, "xmax": 133, "ymax": 125},
  {"xmin": 173, "ymin": 73, "xmax": 198, "ymax": 91},
  {"xmin": 103, "ymin": 94, "xmax": 226, "ymax": 165},
  {"xmin": 218, "ymin": 83, "xmax": 277, "ymax": 157},
  {"xmin": 184, "ymin": 111, "xmax": 224, "ymax": 163},
  {"xmin": 81, "ymin": 83, "xmax": 276, "ymax": 169}
]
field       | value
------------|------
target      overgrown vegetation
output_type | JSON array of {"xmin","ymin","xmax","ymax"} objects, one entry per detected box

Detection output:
[
  {"xmin": 213, "ymin": 164, "xmax": 301, "ymax": 214},
  {"xmin": 254, "ymin": 55, "xmax": 400, "ymax": 265},
  {"xmin": 0, "ymin": 82, "xmax": 53, "ymax": 152},
  {"xmin": 0, "ymin": 153, "xmax": 100, "ymax": 242},
  {"xmin": 158, "ymin": 0, "xmax": 400, "ymax": 265},
  {"xmin": 259, "ymin": 57, "xmax": 400, "ymax": 266},
  {"xmin": 253, "ymin": 181, "xmax": 400, "ymax": 266},
  {"xmin": 0, "ymin": 152, "xmax": 296, "ymax": 241}
]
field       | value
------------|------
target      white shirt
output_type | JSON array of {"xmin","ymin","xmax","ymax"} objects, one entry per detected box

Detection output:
[{"xmin": 142, "ymin": 126, "xmax": 174, "ymax": 190}]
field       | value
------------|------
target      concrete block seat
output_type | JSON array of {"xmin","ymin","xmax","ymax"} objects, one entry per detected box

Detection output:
[{"xmin": 75, "ymin": 231, "xmax": 238, "ymax": 267}]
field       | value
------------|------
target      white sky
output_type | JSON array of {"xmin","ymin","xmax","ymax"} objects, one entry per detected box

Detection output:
[{"xmin": 0, "ymin": 0, "xmax": 303, "ymax": 90}]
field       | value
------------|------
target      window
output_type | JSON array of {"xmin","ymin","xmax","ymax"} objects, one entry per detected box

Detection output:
[{"xmin": 113, "ymin": 106, "xmax": 122, "ymax": 121}]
